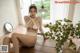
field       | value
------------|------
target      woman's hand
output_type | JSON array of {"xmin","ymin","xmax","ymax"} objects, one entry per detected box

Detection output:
[
  {"xmin": 41, "ymin": 33, "xmax": 48, "ymax": 42},
  {"xmin": 37, "ymin": 32, "xmax": 48, "ymax": 42},
  {"xmin": 33, "ymin": 25, "xmax": 38, "ymax": 30}
]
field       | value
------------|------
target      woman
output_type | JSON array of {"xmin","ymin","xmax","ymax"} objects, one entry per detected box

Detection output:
[{"xmin": 11, "ymin": 4, "xmax": 44, "ymax": 53}]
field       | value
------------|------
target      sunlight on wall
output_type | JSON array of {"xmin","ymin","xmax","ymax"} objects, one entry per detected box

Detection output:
[{"xmin": 50, "ymin": 0, "xmax": 70, "ymax": 23}]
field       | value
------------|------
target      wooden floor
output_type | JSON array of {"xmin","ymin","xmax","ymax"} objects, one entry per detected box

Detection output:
[
  {"xmin": 19, "ymin": 44, "xmax": 56, "ymax": 53},
  {"xmin": 10, "ymin": 35, "xmax": 56, "ymax": 53}
]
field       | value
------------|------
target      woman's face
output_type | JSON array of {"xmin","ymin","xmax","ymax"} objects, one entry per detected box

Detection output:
[{"xmin": 29, "ymin": 8, "xmax": 37, "ymax": 16}]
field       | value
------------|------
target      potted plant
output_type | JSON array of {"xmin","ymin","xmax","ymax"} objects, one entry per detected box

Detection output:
[{"xmin": 43, "ymin": 18, "xmax": 80, "ymax": 53}]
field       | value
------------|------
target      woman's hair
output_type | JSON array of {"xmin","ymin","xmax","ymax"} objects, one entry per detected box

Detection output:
[{"xmin": 29, "ymin": 4, "xmax": 37, "ymax": 13}]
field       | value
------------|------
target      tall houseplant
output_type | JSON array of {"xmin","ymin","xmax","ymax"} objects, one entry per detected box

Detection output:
[{"xmin": 44, "ymin": 18, "xmax": 80, "ymax": 53}]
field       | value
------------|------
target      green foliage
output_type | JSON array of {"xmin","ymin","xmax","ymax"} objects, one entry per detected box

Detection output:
[{"xmin": 44, "ymin": 18, "xmax": 80, "ymax": 53}]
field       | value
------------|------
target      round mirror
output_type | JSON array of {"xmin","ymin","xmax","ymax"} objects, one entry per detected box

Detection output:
[{"xmin": 4, "ymin": 22, "xmax": 13, "ymax": 33}]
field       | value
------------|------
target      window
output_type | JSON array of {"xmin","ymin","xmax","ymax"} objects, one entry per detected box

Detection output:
[
  {"xmin": 32, "ymin": 0, "xmax": 50, "ymax": 20},
  {"xmin": 20, "ymin": 0, "xmax": 69, "ymax": 25}
]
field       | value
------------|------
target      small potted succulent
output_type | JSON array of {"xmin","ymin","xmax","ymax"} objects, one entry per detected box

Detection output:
[{"xmin": 43, "ymin": 18, "xmax": 80, "ymax": 53}]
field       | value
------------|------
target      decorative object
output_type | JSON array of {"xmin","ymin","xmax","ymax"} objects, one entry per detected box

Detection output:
[
  {"xmin": 4, "ymin": 22, "xmax": 13, "ymax": 33},
  {"xmin": 39, "ymin": 0, "xmax": 47, "ymax": 15}
]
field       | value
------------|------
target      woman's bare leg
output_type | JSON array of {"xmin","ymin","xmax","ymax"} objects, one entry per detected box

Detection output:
[
  {"xmin": 11, "ymin": 33, "xmax": 20, "ymax": 53},
  {"xmin": 3, "ymin": 37, "xmax": 10, "ymax": 53},
  {"xmin": 11, "ymin": 33, "xmax": 37, "ymax": 53}
]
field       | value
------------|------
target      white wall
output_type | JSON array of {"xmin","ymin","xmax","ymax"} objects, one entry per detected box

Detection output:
[
  {"xmin": 50, "ymin": 0, "xmax": 70, "ymax": 23},
  {"xmin": 73, "ymin": 0, "xmax": 80, "ymax": 25},
  {"xmin": 0, "ymin": 0, "xmax": 19, "ymax": 36}
]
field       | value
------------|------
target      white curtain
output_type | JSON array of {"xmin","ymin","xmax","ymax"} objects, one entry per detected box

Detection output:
[{"xmin": 20, "ymin": 0, "xmax": 31, "ymax": 25}]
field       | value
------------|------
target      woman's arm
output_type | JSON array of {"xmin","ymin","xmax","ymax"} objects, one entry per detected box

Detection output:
[
  {"xmin": 24, "ymin": 16, "xmax": 31, "ymax": 27},
  {"xmin": 24, "ymin": 16, "xmax": 38, "ymax": 31},
  {"xmin": 38, "ymin": 17, "xmax": 44, "ymax": 36},
  {"xmin": 24, "ymin": 16, "xmax": 28, "ymax": 27},
  {"xmin": 39, "ymin": 17, "xmax": 43, "ymax": 33},
  {"xmin": 38, "ymin": 17, "xmax": 48, "ymax": 41}
]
